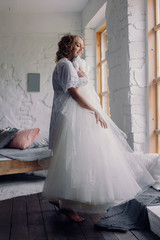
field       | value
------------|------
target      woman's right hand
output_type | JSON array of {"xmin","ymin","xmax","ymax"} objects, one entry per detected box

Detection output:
[
  {"xmin": 68, "ymin": 88, "xmax": 107, "ymax": 129},
  {"xmin": 94, "ymin": 110, "xmax": 108, "ymax": 129}
]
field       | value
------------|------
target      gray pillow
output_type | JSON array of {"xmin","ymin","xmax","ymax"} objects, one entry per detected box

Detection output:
[
  {"xmin": 0, "ymin": 128, "xmax": 18, "ymax": 149},
  {"xmin": 27, "ymin": 131, "xmax": 49, "ymax": 149}
]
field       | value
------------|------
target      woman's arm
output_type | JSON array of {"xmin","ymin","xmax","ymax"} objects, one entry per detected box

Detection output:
[{"xmin": 68, "ymin": 87, "xmax": 107, "ymax": 129}]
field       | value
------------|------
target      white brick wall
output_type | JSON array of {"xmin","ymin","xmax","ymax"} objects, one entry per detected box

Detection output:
[
  {"xmin": 82, "ymin": 0, "xmax": 107, "ymax": 28},
  {"xmin": 128, "ymin": 0, "xmax": 148, "ymax": 152},
  {"xmin": 0, "ymin": 0, "xmax": 149, "ymax": 152},
  {"xmin": 82, "ymin": 1, "xmax": 107, "ymax": 91},
  {"xmin": 106, "ymin": 0, "xmax": 148, "ymax": 152},
  {"xmin": 83, "ymin": 28, "xmax": 96, "ymax": 87},
  {"xmin": 0, "ymin": 3, "xmax": 107, "ymax": 132},
  {"xmin": 0, "ymin": 12, "xmax": 82, "ymax": 131},
  {"xmin": 82, "ymin": 1, "xmax": 107, "ymax": 89},
  {"xmin": 106, "ymin": 0, "xmax": 130, "ymax": 135}
]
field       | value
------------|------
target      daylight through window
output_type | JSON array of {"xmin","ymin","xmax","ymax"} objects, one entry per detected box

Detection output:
[{"xmin": 96, "ymin": 24, "xmax": 110, "ymax": 116}]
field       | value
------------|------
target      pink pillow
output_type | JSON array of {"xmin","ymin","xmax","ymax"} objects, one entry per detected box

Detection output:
[{"xmin": 9, "ymin": 128, "xmax": 40, "ymax": 150}]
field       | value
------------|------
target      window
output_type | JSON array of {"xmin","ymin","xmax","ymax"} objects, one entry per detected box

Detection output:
[
  {"xmin": 96, "ymin": 24, "xmax": 110, "ymax": 116},
  {"xmin": 148, "ymin": 0, "xmax": 160, "ymax": 153}
]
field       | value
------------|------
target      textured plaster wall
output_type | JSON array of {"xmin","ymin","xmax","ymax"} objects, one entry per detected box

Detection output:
[
  {"xmin": 0, "ymin": 2, "xmax": 107, "ymax": 132},
  {"xmin": 82, "ymin": 1, "xmax": 107, "ymax": 88},
  {"xmin": 106, "ymin": 0, "xmax": 130, "ymax": 138},
  {"xmin": 0, "ymin": 12, "xmax": 81, "ymax": 131},
  {"xmin": 106, "ymin": 0, "xmax": 148, "ymax": 152},
  {"xmin": 0, "ymin": 1, "xmax": 148, "ymax": 153},
  {"xmin": 128, "ymin": 0, "xmax": 148, "ymax": 152},
  {"xmin": 82, "ymin": 0, "xmax": 107, "ymax": 28},
  {"xmin": 83, "ymin": 28, "xmax": 96, "ymax": 87}
]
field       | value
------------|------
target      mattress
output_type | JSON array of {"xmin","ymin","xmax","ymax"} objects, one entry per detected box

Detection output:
[{"xmin": 0, "ymin": 147, "xmax": 52, "ymax": 161}]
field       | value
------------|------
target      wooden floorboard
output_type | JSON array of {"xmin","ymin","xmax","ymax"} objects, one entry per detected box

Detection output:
[
  {"xmin": 114, "ymin": 231, "xmax": 138, "ymax": 240},
  {"xmin": 27, "ymin": 194, "xmax": 47, "ymax": 240},
  {"xmin": 78, "ymin": 213, "xmax": 105, "ymax": 239},
  {"xmin": 0, "ymin": 198, "xmax": 13, "ymax": 240},
  {"xmin": 10, "ymin": 196, "xmax": 28, "ymax": 240},
  {"xmin": 0, "ymin": 193, "xmax": 160, "ymax": 240},
  {"xmin": 39, "ymin": 193, "xmax": 86, "ymax": 240},
  {"xmin": 131, "ymin": 229, "xmax": 160, "ymax": 240}
]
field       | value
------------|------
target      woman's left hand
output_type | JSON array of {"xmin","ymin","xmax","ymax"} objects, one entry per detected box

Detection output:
[{"xmin": 77, "ymin": 68, "xmax": 88, "ymax": 78}]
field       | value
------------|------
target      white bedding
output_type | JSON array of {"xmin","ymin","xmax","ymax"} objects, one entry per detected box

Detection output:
[{"xmin": 0, "ymin": 147, "xmax": 52, "ymax": 161}]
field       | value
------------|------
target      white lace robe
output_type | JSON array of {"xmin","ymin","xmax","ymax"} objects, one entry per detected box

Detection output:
[{"xmin": 49, "ymin": 57, "xmax": 87, "ymax": 149}]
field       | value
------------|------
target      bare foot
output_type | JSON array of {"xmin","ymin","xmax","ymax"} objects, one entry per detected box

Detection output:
[
  {"xmin": 49, "ymin": 200, "xmax": 84, "ymax": 222},
  {"xmin": 49, "ymin": 200, "xmax": 60, "ymax": 209},
  {"xmin": 59, "ymin": 208, "xmax": 84, "ymax": 222}
]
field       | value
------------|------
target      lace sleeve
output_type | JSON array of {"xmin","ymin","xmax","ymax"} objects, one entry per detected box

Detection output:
[
  {"xmin": 78, "ymin": 77, "xmax": 88, "ymax": 86},
  {"xmin": 59, "ymin": 61, "xmax": 87, "ymax": 93}
]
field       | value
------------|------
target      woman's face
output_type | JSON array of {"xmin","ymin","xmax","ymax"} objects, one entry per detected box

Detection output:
[{"xmin": 68, "ymin": 37, "xmax": 84, "ymax": 60}]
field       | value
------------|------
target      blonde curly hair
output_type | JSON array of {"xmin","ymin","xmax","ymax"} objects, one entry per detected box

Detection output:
[{"xmin": 55, "ymin": 34, "xmax": 85, "ymax": 63}]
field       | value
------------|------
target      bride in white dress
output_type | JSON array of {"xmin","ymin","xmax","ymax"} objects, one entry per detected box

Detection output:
[{"xmin": 42, "ymin": 34, "xmax": 159, "ymax": 222}]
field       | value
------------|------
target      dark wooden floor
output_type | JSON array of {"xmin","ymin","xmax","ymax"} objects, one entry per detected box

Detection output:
[{"xmin": 0, "ymin": 193, "xmax": 160, "ymax": 240}]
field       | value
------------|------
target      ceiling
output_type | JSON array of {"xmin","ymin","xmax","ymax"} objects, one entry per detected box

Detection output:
[{"xmin": 0, "ymin": 0, "xmax": 89, "ymax": 13}]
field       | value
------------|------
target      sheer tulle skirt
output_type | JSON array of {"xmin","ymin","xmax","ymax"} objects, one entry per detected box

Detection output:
[{"xmin": 42, "ymin": 85, "xmax": 155, "ymax": 212}]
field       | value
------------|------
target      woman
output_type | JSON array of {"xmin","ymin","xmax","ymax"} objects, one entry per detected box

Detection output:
[{"xmin": 42, "ymin": 34, "xmax": 155, "ymax": 222}]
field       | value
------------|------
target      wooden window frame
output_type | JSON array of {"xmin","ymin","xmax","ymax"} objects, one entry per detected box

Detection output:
[
  {"xmin": 148, "ymin": 0, "xmax": 160, "ymax": 153},
  {"xmin": 96, "ymin": 23, "xmax": 110, "ymax": 116}
]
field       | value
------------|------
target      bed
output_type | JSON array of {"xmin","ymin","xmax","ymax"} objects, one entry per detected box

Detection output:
[
  {"xmin": 0, "ymin": 147, "xmax": 52, "ymax": 175},
  {"xmin": 0, "ymin": 128, "xmax": 52, "ymax": 176}
]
